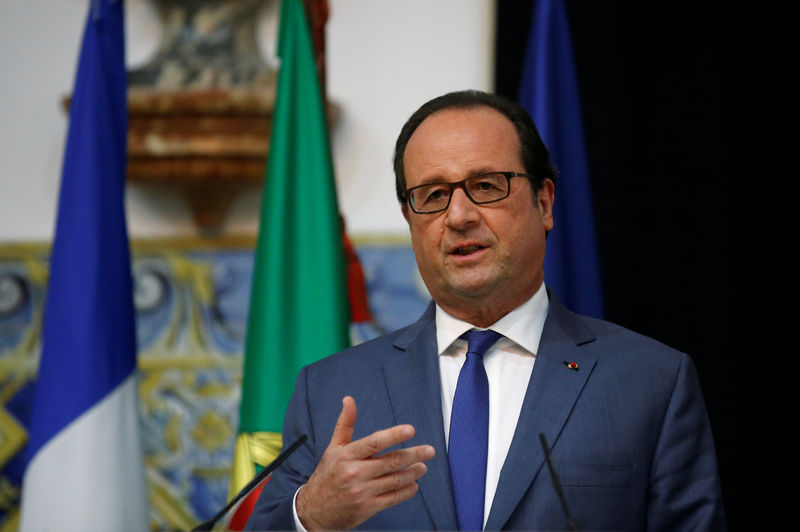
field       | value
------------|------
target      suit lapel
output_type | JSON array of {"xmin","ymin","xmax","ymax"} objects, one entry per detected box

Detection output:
[
  {"xmin": 382, "ymin": 303, "xmax": 458, "ymax": 531},
  {"xmin": 485, "ymin": 293, "xmax": 598, "ymax": 530}
]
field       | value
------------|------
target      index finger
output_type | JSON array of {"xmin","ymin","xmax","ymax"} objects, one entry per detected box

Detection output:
[{"xmin": 346, "ymin": 424, "xmax": 417, "ymax": 460}]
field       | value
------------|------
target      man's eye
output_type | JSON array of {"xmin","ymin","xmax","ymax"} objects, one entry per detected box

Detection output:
[
  {"xmin": 423, "ymin": 187, "xmax": 448, "ymax": 202},
  {"xmin": 472, "ymin": 179, "xmax": 501, "ymax": 192}
]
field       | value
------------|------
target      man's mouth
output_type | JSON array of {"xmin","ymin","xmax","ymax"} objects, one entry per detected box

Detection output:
[{"xmin": 452, "ymin": 245, "xmax": 485, "ymax": 256}]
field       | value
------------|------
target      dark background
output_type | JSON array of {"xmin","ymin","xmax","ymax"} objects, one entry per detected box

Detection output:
[{"xmin": 496, "ymin": 1, "xmax": 793, "ymax": 529}]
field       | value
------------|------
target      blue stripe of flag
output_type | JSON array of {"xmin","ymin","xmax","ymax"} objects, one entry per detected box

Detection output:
[
  {"xmin": 518, "ymin": 0, "xmax": 604, "ymax": 318},
  {"xmin": 26, "ymin": 0, "xmax": 135, "ymax": 461}
]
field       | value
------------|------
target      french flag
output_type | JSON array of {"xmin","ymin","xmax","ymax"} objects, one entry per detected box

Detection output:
[{"xmin": 19, "ymin": 1, "xmax": 149, "ymax": 530}]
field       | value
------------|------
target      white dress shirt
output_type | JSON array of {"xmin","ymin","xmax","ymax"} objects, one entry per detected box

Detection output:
[
  {"xmin": 292, "ymin": 285, "xmax": 549, "ymax": 531},
  {"xmin": 435, "ymin": 283, "xmax": 549, "ymax": 528}
]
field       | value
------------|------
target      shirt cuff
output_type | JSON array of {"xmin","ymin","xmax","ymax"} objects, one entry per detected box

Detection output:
[{"xmin": 292, "ymin": 485, "xmax": 309, "ymax": 532}]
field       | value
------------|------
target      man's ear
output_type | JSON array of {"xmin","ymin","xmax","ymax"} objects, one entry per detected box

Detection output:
[
  {"xmin": 401, "ymin": 203, "xmax": 410, "ymax": 225},
  {"xmin": 537, "ymin": 178, "xmax": 555, "ymax": 232}
]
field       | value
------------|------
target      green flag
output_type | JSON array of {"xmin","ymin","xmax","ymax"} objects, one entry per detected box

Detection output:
[{"xmin": 231, "ymin": 0, "xmax": 350, "ymax": 498}]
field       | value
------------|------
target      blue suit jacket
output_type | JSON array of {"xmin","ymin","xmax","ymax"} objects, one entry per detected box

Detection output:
[{"xmin": 246, "ymin": 292, "xmax": 726, "ymax": 531}]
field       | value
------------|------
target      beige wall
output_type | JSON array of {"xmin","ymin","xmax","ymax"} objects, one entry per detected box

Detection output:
[{"xmin": 0, "ymin": 0, "xmax": 494, "ymax": 242}]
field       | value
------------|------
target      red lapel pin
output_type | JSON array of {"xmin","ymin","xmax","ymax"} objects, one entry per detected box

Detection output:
[{"xmin": 564, "ymin": 361, "xmax": 579, "ymax": 370}]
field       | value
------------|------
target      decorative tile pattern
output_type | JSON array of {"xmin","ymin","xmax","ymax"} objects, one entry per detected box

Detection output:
[{"xmin": 0, "ymin": 239, "xmax": 428, "ymax": 530}]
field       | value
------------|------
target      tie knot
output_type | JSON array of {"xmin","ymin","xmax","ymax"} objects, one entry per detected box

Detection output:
[{"xmin": 461, "ymin": 329, "xmax": 502, "ymax": 358}]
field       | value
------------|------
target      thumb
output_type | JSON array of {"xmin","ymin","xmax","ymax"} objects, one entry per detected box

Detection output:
[{"xmin": 328, "ymin": 395, "xmax": 357, "ymax": 447}]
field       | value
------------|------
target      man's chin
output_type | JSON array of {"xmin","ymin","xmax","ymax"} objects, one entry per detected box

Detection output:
[{"xmin": 440, "ymin": 274, "xmax": 497, "ymax": 301}]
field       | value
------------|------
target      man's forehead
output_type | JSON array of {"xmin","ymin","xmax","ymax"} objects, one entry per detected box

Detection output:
[{"xmin": 404, "ymin": 106, "xmax": 523, "ymax": 180}]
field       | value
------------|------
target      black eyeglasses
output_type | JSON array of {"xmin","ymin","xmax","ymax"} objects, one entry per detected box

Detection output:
[{"xmin": 405, "ymin": 171, "xmax": 536, "ymax": 214}]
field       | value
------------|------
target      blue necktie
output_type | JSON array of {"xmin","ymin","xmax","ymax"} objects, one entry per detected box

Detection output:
[{"xmin": 449, "ymin": 329, "xmax": 502, "ymax": 531}]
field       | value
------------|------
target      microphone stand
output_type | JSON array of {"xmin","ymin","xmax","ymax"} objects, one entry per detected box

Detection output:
[
  {"xmin": 539, "ymin": 433, "xmax": 581, "ymax": 532},
  {"xmin": 193, "ymin": 434, "xmax": 308, "ymax": 531}
]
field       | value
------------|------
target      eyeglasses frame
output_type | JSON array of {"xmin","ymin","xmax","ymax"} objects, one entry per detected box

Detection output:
[{"xmin": 404, "ymin": 171, "xmax": 539, "ymax": 214}]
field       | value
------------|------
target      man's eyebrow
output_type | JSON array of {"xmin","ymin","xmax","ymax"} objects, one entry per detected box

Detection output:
[
  {"xmin": 469, "ymin": 167, "xmax": 501, "ymax": 177},
  {"xmin": 415, "ymin": 175, "xmax": 450, "ymax": 186},
  {"xmin": 414, "ymin": 168, "xmax": 500, "ymax": 186}
]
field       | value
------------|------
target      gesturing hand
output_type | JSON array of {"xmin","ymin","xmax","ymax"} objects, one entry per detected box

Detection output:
[{"xmin": 296, "ymin": 396, "xmax": 435, "ymax": 530}]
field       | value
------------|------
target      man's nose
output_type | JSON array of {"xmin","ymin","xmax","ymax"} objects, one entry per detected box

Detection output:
[{"xmin": 445, "ymin": 187, "xmax": 480, "ymax": 229}]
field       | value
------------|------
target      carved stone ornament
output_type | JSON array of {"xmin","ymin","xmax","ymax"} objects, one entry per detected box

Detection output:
[{"xmin": 123, "ymin": 0, "xmax": 277, "ymax": 230}]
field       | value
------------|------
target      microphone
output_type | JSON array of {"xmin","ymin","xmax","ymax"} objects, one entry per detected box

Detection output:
[
  {"xmin": 193, "ymin": 434, "xmax": 308, "ymax": 531},
  {"xmin": 538, "ymin": 433, "xmax": 580, "ymax": 532}
]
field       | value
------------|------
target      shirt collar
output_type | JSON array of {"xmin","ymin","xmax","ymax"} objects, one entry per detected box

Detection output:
[{"xmin": 434, "ymin": 283, "xmax": 550, "ymax": 356}]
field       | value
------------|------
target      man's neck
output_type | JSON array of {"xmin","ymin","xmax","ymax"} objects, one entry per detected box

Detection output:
[{"xmin": 436, "ymin": 283, "xmax": 543, "ymax": 328}]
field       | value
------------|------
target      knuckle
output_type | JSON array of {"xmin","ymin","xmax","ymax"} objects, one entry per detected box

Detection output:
[
  {"xmin": 388, "ymin": 451, "xmax": 404, "ymax": 471},
  {"xmin": 347, "ymin": 484, "xmax": 365, "ymax": 501},
  {"xmin": 366, "ymin": 434, "xmax": 382, "ymax": 453},
  {"xmin": 341, "ymin": 463, "xmax": 360, "ymax": 483}
]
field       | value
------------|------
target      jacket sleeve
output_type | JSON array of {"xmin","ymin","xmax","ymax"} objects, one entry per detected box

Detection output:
[
  {"xmin": 245, "ymin": 366, "xmax": 318, "ymax": 531},
  {"xmin": 646, "ymin": 354, "xmax": 727, "ymax": 531}
]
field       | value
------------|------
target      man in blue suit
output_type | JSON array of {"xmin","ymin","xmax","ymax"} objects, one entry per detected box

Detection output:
[{"xmin": 246, "ymin": 91, "xmax": 726, "ymax": 531}]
